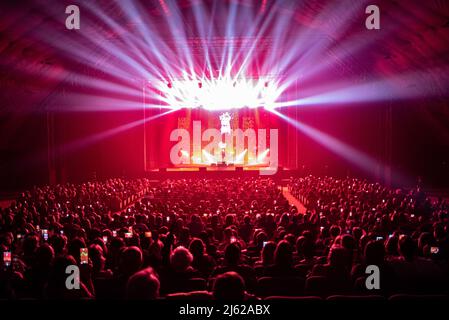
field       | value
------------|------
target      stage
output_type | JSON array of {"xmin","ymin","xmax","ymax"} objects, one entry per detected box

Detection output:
[{"xmin": 145, "ymin": 165, "xmax": 293, "ymax": 180}]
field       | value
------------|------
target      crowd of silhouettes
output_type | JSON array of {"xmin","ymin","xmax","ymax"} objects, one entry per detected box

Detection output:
[{"xmin": 1, "ymin": 176, "xmax": 449, "ymax": 300}]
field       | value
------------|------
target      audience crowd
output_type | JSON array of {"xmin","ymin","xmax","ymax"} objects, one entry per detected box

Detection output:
[{"xmin": 1, "ymin": 176, "xmax": 448, "ymax": 300}]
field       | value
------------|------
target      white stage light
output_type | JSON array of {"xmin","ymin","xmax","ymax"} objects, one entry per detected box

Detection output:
[
  {"xmin": 202, "ymin": 149, "xmax": 217, "ymax": 164},
  {"xmin": 180, "ymin": 150, "xmax": 189, "ymax": 157},
  {"xmin": 257, "ymin": 148, "xmax": 270, "ymax": 163},
  {"xmin": 235, "ymin": 149, "xmax": 247, "ymax": 164},
  {"xmin": 158, "ymin": 76, "xmax": 281, "ymax": 111}
]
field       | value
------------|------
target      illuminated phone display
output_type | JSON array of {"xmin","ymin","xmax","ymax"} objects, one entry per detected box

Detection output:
[
  {"xmin": 80, "ymin": 248, "xmax": 88, "ymax": 264},
  {"xmin": 3, "ymin": 252, "xmax": 12, "ymax": 267},
  {"xmin": 42, "ymin": 229, "xmax": 49, "ymax": 241}
]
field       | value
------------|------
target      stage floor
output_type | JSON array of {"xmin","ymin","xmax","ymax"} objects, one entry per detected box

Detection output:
[
  {"xmin": 147, "ymin": 165, "xmax": 290, "ymax": 172},
  {"xmin": 144, "ymin": 166, "xmax": 295, "ymax": 182}
]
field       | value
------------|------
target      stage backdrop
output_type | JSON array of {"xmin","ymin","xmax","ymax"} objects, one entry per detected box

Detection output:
[{"xmin": 143, "ymin": 107, "xmax": 289, "ymax": 170}]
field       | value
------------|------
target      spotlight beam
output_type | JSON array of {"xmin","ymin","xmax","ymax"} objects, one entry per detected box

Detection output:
[
  {"xmin": 257, "ymin": 148, "xmax": 270, "ymax": 163},
  {"xmin": 235, "ymin": 149, "xmax": 248, "ymax": 164},
  {"xmin": 272, "ymin": 68, "xmax": 449, "ymax": 109},
  {"xmin": 60, "ymin": 109, "xmax": 176, "ymax": 155},
  {"xmin": 268, "ymin": 108, "xmax": 380, "ymax": 174},
  {"xmin": 202, "ymin": 149, "xmax": 217, "ymax": 164}
]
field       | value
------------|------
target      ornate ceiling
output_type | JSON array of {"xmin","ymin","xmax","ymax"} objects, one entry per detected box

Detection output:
[{"xmin": 0, "ymin": 0, "xmax": 448, "ymax": 112}]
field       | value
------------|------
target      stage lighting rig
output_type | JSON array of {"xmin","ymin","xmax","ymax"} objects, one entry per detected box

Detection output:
[{"xmin": 157, "ymin": 75, "xmax": 281, "ymax": 111}]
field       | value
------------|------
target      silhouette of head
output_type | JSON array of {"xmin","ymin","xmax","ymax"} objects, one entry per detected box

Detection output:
[
  {"xmin": 224, "ymin": 243, "xmax": 241, "ymax": 266},
  {"xmin": 213, "ymin": 272, "xmax": 245, "ymax": 300},
  {"xmin": 119, "ymin": 246, "xmax": 143, "ymax": 277},
  {"xmin": 170, "ymin": 246, "xmax": 193, "ymax": 272},
  {"xmin": 274, "ymin": 240, "xmax": 293, "ymax": 266},
  {"xmin": 398, "ymin": 235, "xmax": 417, "ymax": 261},
  {"xmin": 126, "ymin": 267, "xmax": 160, "ymax": 300}
]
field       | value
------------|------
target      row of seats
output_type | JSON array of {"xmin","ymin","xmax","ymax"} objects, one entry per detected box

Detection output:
[
  {"xmin": 92, "ymin": 275, "xmax": 446, "ymax": 300},
  {"xmin": 2, "ymin": 294, "xmax": 448, "ymax": 301},
  {"xmin": 165, "ymin": 292, "xmax": 449, "ymax": 301}
]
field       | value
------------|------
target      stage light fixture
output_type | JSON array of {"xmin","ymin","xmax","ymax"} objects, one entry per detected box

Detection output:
[
  {"xmin": 202, "ymin": 149, "xmax": 217, "ymax": 164},
  {"xmin": 235, "ymin": 149, "xmax": 248, "ymax": 164},
  {"xmin": 180, "ymin": 150, "xmax": 189, "ymax": 157},
  {"xmin": 257, "ymin": 148, "xmax": 270, "ymax": 163}
]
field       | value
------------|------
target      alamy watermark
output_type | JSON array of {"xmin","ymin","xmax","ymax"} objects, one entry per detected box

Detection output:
[
  {"xmin": 365, "ymin": 5, "xmax": 380, "ymax": 30},
  {"xmin": 365, "ymin": 265, "xmax": 380, "ymax": 290},
  {"xmin": 65, "ymin": 265, "xmax": 80, "ymax": 290},
  {"xmin": 64, "ymin": 263, "xmax": 380, "ymax": 290},
  {"xmin": 65, "ymin": 4, "xmax": 380, "ymax": 31}
]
